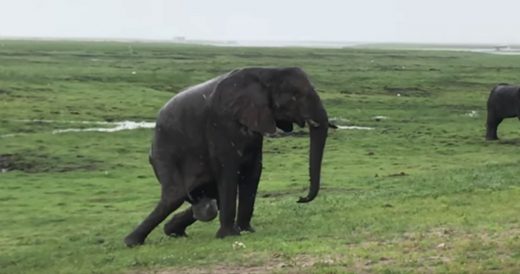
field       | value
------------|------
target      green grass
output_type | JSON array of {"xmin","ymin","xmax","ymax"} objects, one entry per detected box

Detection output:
[{"xmin": 1, "ymin": 40, "xmax": 520, "ymax": 273}]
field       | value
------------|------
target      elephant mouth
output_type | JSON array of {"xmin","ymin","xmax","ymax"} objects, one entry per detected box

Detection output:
[{"xmin": 275, "ymin": 118, "xmax": 308, "ymax": 132}]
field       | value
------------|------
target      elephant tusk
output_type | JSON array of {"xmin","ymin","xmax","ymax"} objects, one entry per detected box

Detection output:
[{"xmin": 307, "ymin": 119, "xmax": 320, "ymax": 128}]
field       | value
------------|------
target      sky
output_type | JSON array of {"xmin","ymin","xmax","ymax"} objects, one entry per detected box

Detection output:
[{"xmin": 1, "ymin": 0, "xmax": 519, "ymax": 44}]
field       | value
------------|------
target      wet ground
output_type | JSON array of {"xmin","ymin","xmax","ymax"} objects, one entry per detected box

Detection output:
[{"xmin": 0, "ymin": 153, "xmax": 101, "ymax": 173}]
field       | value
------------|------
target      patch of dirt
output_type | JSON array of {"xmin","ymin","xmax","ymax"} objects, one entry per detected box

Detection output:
[
  {"xmin": 260, "ymin": 187, "xmax": 363, "ymax": 198},
  {"xmin": 0, "ymin": 153, "xmax": 101, "ymax": 173},
  {"xmin": 151, "ymin": 265, "xmax": 276, "ymax": 274},
  {"xmin": 260, "ymin": 190, "xmax": 297, "ymax": 198},
  {"xmin": 63, "ymin": 75, "xmax": 106, "ymax": 82},
  {"xmin": 140, "ymin": 254, "xmax": 340, "ymax": 274},
  {"xmin": 387, "ymin": 171, "xmax": 408, "ymax": 177},
  {"xmin": 131, "ymin": 227, "xmax": 520, "ymax": 274},
  {"xmin": 346, "ymin": 226, "xmax": 520, "ymax": 272}
]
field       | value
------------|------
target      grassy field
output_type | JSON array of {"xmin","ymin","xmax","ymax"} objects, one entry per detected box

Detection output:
[{"xmin": 1, "ymin": 40, "xmax": 520, "ymax": 274}]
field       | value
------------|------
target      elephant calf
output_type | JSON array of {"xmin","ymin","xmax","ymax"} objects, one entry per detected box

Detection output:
[
  {"xmin": 124, "ymin": 67, "xmax": 330, "ymax": 247},
  {"xmin": 486, "ymin": 84, "xmax": 520, "ymax": 140}
]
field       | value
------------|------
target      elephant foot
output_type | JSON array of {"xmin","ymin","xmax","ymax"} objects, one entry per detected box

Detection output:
[
  {"xmin": 237, "ymin": 223, "xmax": 255, "ymax": 233},
  {"xmin": 167, "ymin": 230, "xmax": 188, "ymax": 238},
  {"xmin": 216, "ymin": 225, "xmax": 241, "ymax": 238},
  {"xmin": 124, "ymin": 234, "xmax": 144, "ymax": 247},
  {"xmin": 164, "ymin": 223, "xmax": 189, "ymax": 237},
  {"xmin": 486, "ymin": 136, "xmax": 499, "ymax": 141}
]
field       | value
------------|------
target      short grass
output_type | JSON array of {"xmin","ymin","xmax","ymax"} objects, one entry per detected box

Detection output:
[{"xmin": 1, "ymin": 40, "xmax": 519, "ymax": 273}]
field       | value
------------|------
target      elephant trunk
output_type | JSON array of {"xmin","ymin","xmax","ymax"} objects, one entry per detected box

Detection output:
[{"xmin": 298, "ymin": 106, "xmax": 328, "ymax": 203}]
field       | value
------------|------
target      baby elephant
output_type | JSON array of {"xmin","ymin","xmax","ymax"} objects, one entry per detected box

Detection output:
[{"xmin": 486, "ymin": 84, "xmax": 520, "ymax": 140}]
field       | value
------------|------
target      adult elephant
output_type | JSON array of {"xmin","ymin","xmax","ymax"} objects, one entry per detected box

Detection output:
[
  {"xmin": 486, "ymin": 83, "xmax": 520, "ymax": 140},
  {"xmin": 124, "ymin": 67, "xmax": 330, "ymax": 247}
]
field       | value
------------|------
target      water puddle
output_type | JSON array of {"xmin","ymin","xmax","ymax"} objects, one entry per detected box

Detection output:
[
  {"xmin": 335, "ymin": 125, "xmax": 374, "ymax": 130},
  {"xmin": 464, "ymin": 110, "xmax": 478, "ymax": 118},
  {"xmin": 0, "ymin": 133, "xmax": 26, "ymax": 138},
  {"xmin": 1, "ymin": 119, "xmax": 374, "ymax": 138},
  {"xmin": 1, "ymin": 120, "xmax": 155, "ymax": 138},
  {"xmin": 52, "ymin": 121, "xmax": 155, "ymax": 133},
  {"xmin": 329, "ymin": 117, "xmax": 375, "ymax": 130},
  {"xmin": 372, "ymin": 115, "xmax": 388, "ymax": 121}
]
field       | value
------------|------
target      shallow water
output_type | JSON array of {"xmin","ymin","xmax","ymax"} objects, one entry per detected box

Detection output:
[
  {"xmin": 52, "ymin": 121, "xmax": 155, "ymax": 134},
  {"xmin": 335, "ymin": 125, "xmax": 374, "ymax": 130},
  {"xmin": 464, "ymin": 110, "xmax": 478, "ymax": 118},
  {"xmin": 1, "ymin": 120, "xmax": 155, "ymax": 138},
  {"xmin": 1, "ymin": 119, "xmax": 374, "ymax": 138}
]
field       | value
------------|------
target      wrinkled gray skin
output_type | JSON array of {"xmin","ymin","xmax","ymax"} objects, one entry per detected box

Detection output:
[
  {"xmin": 124, "ymin": 67, "xmax": 330, "ymax": 247},
  {"xmin": 191, "ymin": 197, "xmax": 218, "ymax": 222},
  {"xmin": 486, "ymin": 84, "xmax": 520, "ymax": 140}
]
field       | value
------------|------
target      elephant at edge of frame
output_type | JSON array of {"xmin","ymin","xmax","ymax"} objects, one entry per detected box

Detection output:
[
  {"xmin": 124, "ymin": 67, "xmax": 330, "ymax": 247},
  {"xmin": 485, "ymin": 83, "xmax": 520, "ymax": 140}
]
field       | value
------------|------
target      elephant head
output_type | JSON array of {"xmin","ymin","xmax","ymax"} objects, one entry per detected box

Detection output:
[{"xmin": 213, "ymin": 67, "xmax": 329, "ymax": 203}]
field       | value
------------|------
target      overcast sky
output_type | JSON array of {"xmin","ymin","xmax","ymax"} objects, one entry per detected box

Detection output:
[{"xmin": 1, "ymin": 0, "xmax": 519, "ymax": 44}]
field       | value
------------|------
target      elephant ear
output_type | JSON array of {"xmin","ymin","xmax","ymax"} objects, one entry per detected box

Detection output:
[{"xmin": 215, "ymin": 72, "xmax": 277, "ymax": 134}]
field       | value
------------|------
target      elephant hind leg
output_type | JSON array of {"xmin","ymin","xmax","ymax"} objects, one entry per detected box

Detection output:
[
  {"xmin": 163, "ymin": 184, "xmax": 218, "ymax": 237},
  {"xmin": 486, "ymin": 114, "xmax": 502, "ymax": 140},
  {"xmin": 124, "ymin": 158, "xmax": 185, "ymax": 247},
  {"xmin": 124, "ymin": 189, "xmax": 184, "ymax": 247},
  {"xmin": 163, "ymin": 207, "xmax": 197, "ymax": 237}
]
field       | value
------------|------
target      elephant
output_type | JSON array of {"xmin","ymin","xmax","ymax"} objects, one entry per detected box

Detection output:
[
  {"xmin": 486, "ymin": 83, "xmax": 520, "ymax": 140},
  {"xmin": 124, "ymin": 67, "xmax": 330, "ymax": 247}
]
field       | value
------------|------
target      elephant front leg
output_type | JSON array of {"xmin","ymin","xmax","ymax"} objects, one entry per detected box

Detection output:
[
  {"xmin": 236, "ymin": 153, "xmax": 262, "ymax": 233},
  {"xmin": 215, "ymin": 168, "xmax": 241, "ymax": 238}
]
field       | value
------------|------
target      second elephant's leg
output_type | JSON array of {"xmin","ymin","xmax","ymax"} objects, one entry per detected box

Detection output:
[
  {"xmin": 486, "ymin": 113, "xmax": 502, "ymax": 140},
  {"xmin": 236, "ymin": 152, "xmax": 262, "ymax": 232}
]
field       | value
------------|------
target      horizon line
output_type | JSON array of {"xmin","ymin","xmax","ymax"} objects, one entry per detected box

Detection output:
[{"xmin": 0, "ymin": 35, "xmax": 518, "ymax": 48}]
